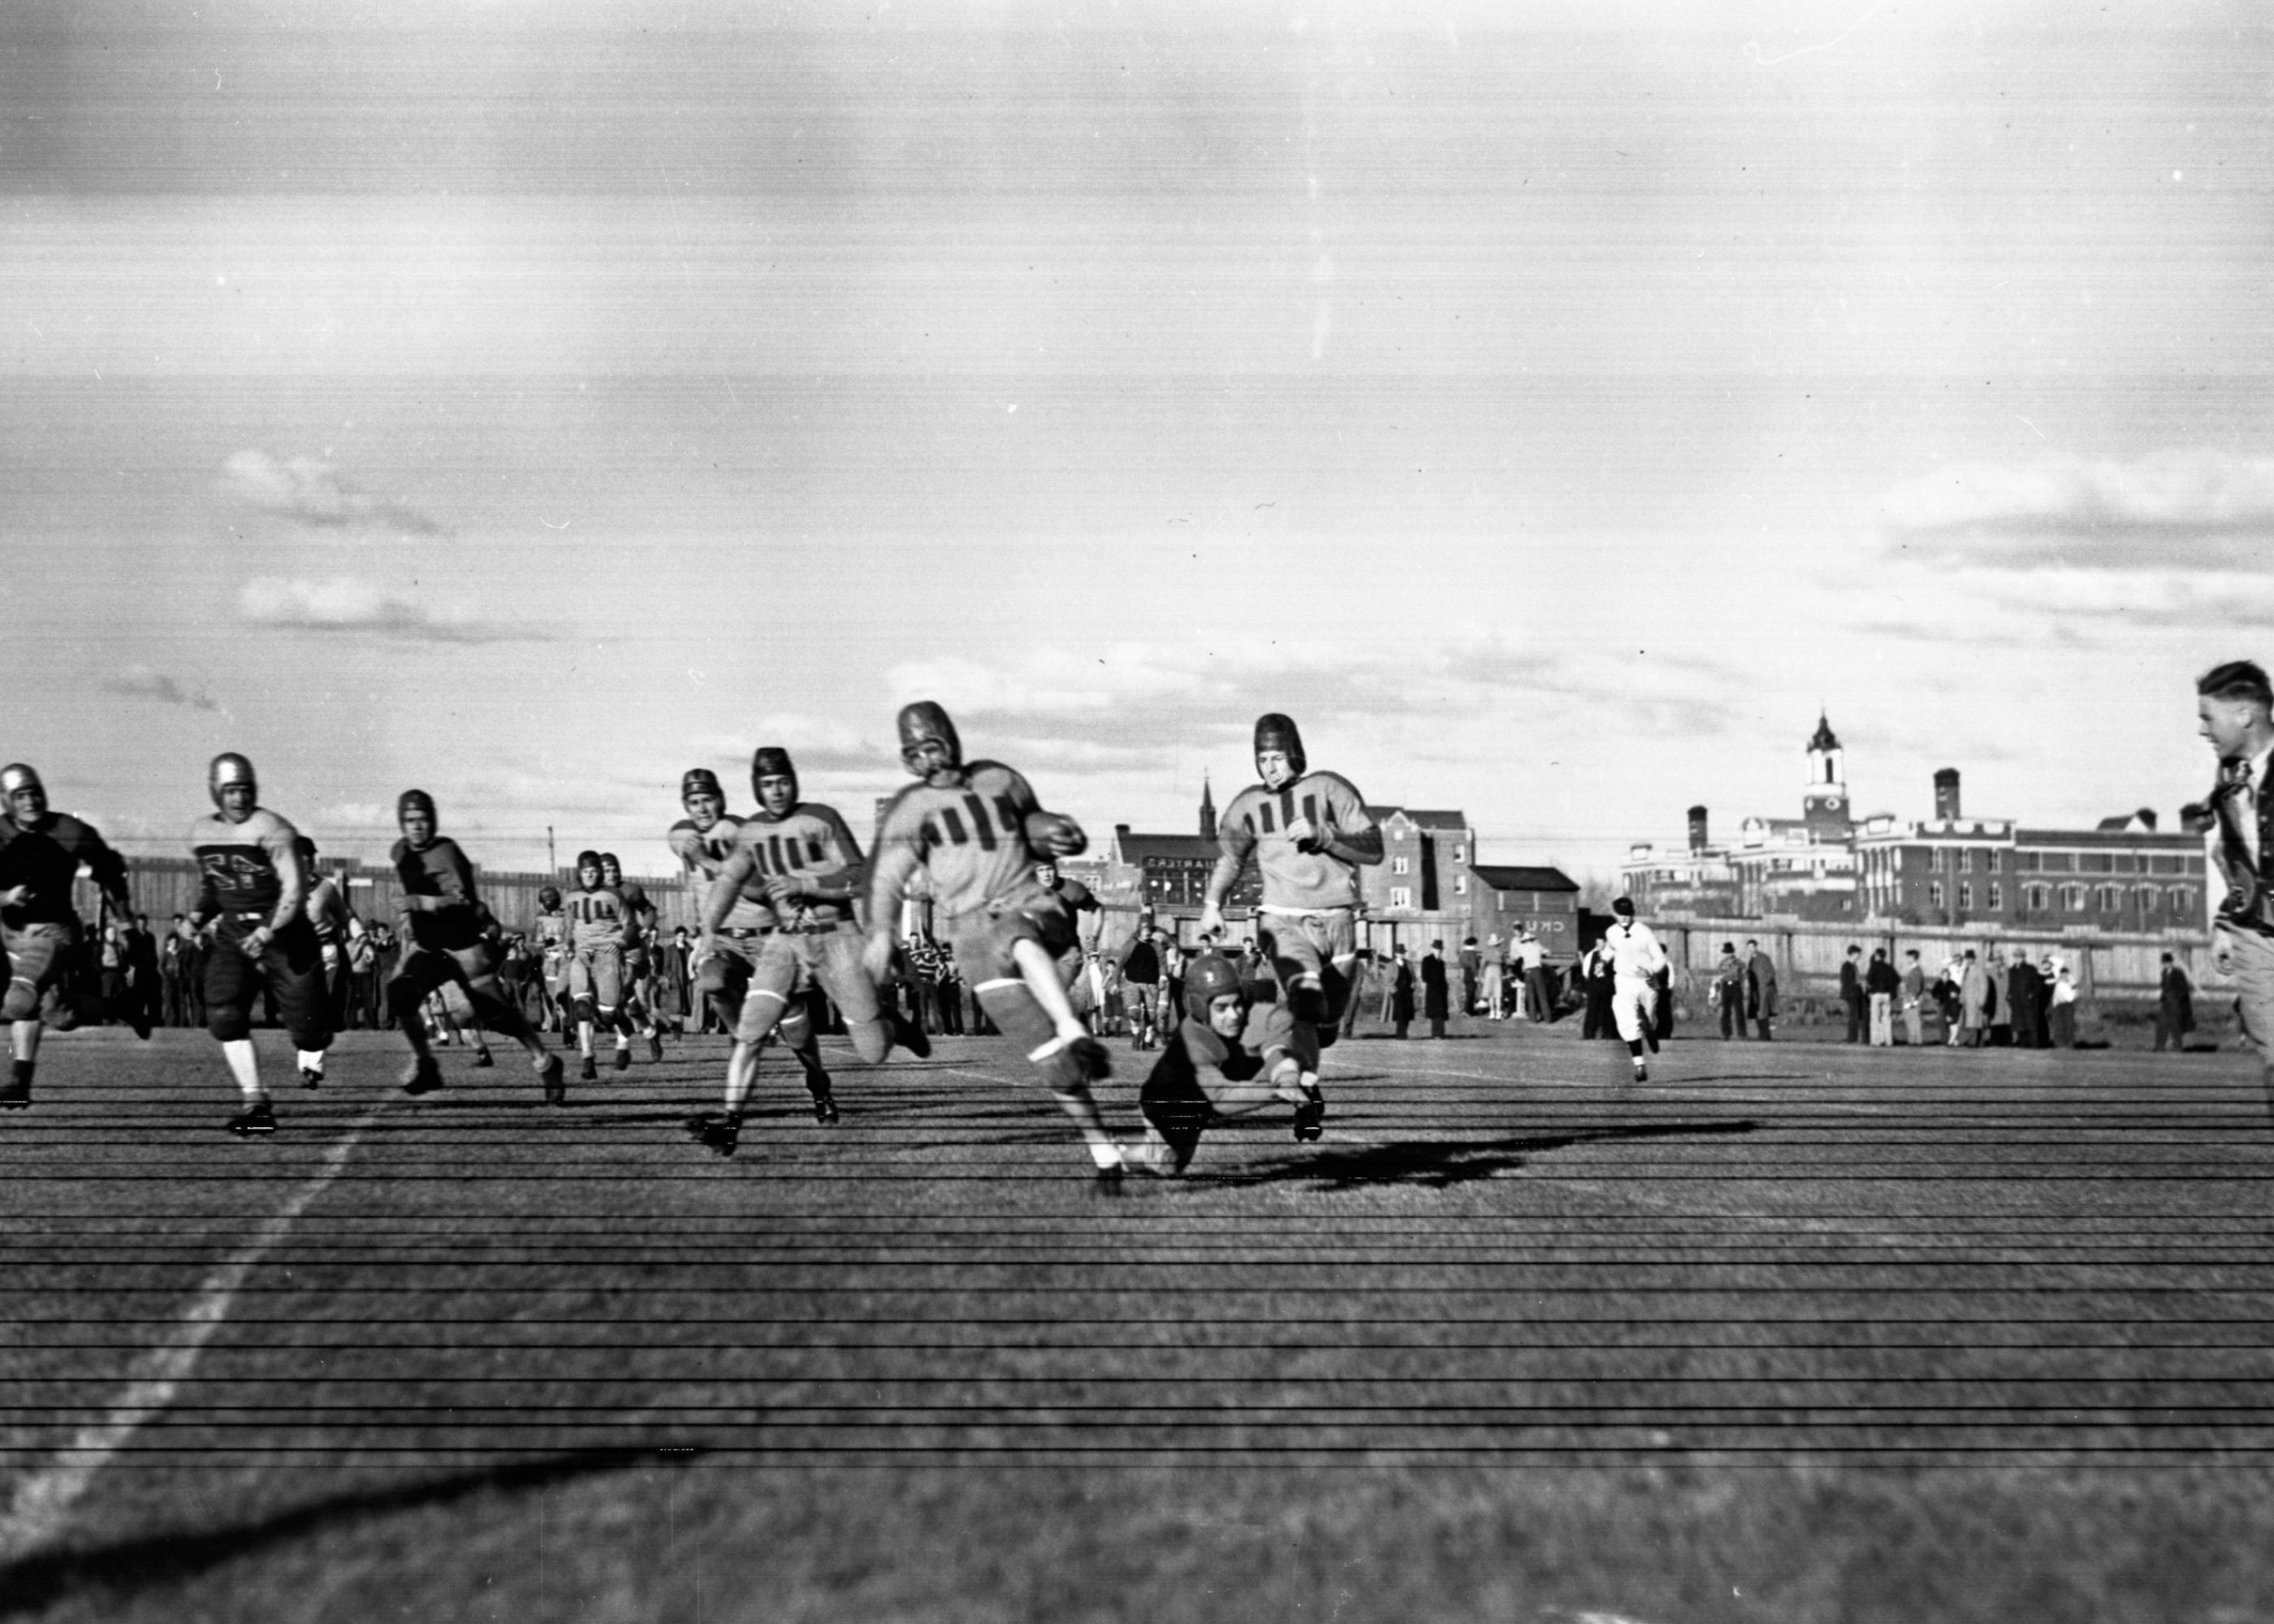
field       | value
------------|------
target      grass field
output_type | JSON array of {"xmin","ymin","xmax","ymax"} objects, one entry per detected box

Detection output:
[{"xmin": 3, "ymin": 1015, "xmax": 2272, "ymax": 1623}]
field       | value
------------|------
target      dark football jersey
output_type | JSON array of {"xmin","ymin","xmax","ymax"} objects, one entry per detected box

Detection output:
[
  {"xmin": 0, "ymin": 812, "xmax": 128, "ymax": 928},
  {"xmin": 189, "ymin": 806, "xmax": 304, "ymax": 920},
  {"xmin": 391, "ymin": 835, "xmax": 489, "ymax": 952}
]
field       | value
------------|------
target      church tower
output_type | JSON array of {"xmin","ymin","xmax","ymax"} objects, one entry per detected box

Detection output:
[
  {"xmin": 1802, "ymin": 713, "xmax": 1849, "ymax": 837},
  {"xmin": 1198, "ymin": 775, "xmax": 1217, "ymax": 843}
]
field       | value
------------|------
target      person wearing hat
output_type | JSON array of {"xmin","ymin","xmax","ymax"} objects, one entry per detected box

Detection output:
[
  {"xmin": 1604, "ymin": 896, "xmax": 1668, "ymax": 1082},
  {"xmin": 0, "ymin": 762, "xmax": 141, "ymax": 1110}
]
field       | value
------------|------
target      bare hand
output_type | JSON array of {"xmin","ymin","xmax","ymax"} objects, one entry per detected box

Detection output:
[
  {"xmin": 1195, "ymin": 902, "xmax": 1225, "ymax": 940},
  {"xmin": 763, "ymin": 875, "xmax": 805, "ymax": 907}
]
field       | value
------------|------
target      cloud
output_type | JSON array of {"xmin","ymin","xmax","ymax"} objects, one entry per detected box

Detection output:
[
  {"xmin": 883, "ymin": 634, "xmax": 1747, "ymax": 780},
  {"xmin": 221, "ymin": 451, "xmax": 441, "ymax": 533},
  {"xmin": 102, "ymin": 663, "xmax": 219, "ymax": 711},
  {"xmin": 237, "ymin": 576, "xmax": 545, "ymax": 643},
  {"xmin": 1877, "ymin": 449, "xmax": 2274, "ymax": 569}
]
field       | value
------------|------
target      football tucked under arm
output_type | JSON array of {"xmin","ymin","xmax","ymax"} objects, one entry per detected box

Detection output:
[{"xmin": 1023, "ymin": 810, "xmax": 1087, "ymax": 859}]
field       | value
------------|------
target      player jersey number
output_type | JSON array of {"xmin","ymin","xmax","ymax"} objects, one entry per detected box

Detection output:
[
  {"xmin": 927, "ymin": 793, "xmax": 1022, "ymax": 853},
  {"xmin": 1246, "ymin": 789, "xmax": 1321, "ymax": 836},
  {"xmin": 748, "ymin": 831, "xmax": 833, "ymax": 877}
]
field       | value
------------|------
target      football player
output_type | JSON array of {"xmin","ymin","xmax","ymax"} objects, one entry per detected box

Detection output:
[
  {"xmin": 0, "ymin": 762, "xmax": 142, "ymax": 1110},
  {"xmin": 186, "ymin": 754, "xmax": 334, "ymax": 1136},
  {"xmin": 667, "ymin": 767, "xmax": 754, "ymax": 1037},
  {"xmin": 387, "ymin": 790, "xmax": 566, "ymax": 1102},
  {"xmin": 1124, "ymin": 951, "xmax": 1323, "ymax": 1177},
  {"xmin": 689, "ymin": 745, "xmax": 929, "ymax": 1155},
  {"xmin": 564, "ymin": 849, "xmax": 638, "ymax": 1078},
  {"xmin": 599, "ymin": 852, "xmax": 665, "ymax": 1063},
  {"xmin": 294, "ymin": 836, "xmax": 354, "ymax": 1087},
  {"xmin": 530, "ymin": 884, "xmax": 571, "ymax": 1033},
  {"xmin": 1197, "ymin": 713, "xmax": 1381, "ymax": 1109},
  {"xmin": 862, "ymin": 702, "xmax": 1126, "ymax": 1191}
]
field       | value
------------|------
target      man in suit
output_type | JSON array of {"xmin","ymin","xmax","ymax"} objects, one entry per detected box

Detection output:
[
  {"xmin": 1839, "ymin": 945, "xmax": 1866, "ymax": 1043},
  {"xmin": 2155, "ymin": 952, "xmax": 2195, "ymax": 1052},
  {"xmin": 1421, "ymin": 940, "xmax": 1450, "ymax": 1039},
  {"xmin": 1744, "ymin": 938, "xmax": 1778, "ymax": 1041}
]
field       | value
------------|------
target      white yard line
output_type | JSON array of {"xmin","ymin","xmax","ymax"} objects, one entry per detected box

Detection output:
[{"xmin": 0, "ymin": 1104, "xmax": 382, "ymax": 1566}]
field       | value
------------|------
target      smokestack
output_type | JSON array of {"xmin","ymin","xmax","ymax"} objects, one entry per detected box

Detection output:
[
  {"xmin": 1687, "ymin": 805, "xmax": 1709, "ymax": 853},
  {"xmin": 1933, "ymin": 768, "xmax": 1961, "ymax": 820}
]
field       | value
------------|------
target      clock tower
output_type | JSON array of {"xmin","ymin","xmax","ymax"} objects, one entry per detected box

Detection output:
[{"xmin": 1802, "ymin": 713, "xmax": 1850, "ymax": 838}]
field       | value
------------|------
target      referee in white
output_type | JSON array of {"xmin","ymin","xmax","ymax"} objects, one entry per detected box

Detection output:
[{"xmin": 1605, "ymin": 896, "xmax": 1669, "ymax": 1082}]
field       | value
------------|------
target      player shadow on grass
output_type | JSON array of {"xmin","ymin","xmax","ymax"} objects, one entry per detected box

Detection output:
[
  {"xmin": 0, "ymin": 1446, "xmax": 707, "ymax": 1616},
  {"xmin": 1193, "ymin": 1119, "xmax": 1759, "ymax": 1193}
]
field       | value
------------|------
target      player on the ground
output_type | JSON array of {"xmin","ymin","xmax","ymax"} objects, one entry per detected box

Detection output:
[
  {"xmin": 387, "ymin": 789, "xmax": 566, "ymax": 1102},
  {"xmin": 861, "ymin": 702, "xmax": 1127, "ymax": 1190},
  {"xmin": 564, "ymin": 849, "xmax": 638, "ymax": 1078},
  {"xmin": 599, "ymin": 852, "xmax": 665, "ymax": 1062},
  {"xmin": 688, "ymin": 745, "xmax": 930, "ymax": 1156},
  {"xmin": 530, "ymin": 884, "xmax": 571, "ymax": 1032},
  {"xmin": 1604, "ymin": 895, "xmax": 1669, "ymax": 1082},
  {"xmin": 667, "ymin": 767, "xmax": 756, "ymax": 1038},
  {"xmin": 295, "ymin": 835, "xmax": 353, "ymax": 1087},
  {"xmin": 1195, "ymin": 713, "xmax": 1380, "ymax": 1124},
  {"xmin": 0, "ymin": 763, "xmax": 142, "ymax": 1110},
  {"xmin": 1124, "ymin": 950, "xmax": 1324, "ymax": 1177},
  {"xmin": 185, "ymin": 754, "xmax": 333, "ymax": 1136}
]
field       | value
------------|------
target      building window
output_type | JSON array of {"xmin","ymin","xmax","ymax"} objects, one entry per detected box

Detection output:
[
  {"xmin": 2151, "ymin": 855, "xmax": 2181, "ymax": 875},
  {"xmin": 1987, "ymin": 883, "xmax": 2002, "ymax": 909},
  {"xmin": 2080, "ymin": 853, "xmax": 2113, "ymax": 875},
  {"xmin": 2016, "ymin": 851, "xmax": 2041, "ymax": 872},
  {"xmin": 1984, "ymin": 849, "xmax": 2001, "ymax": 873},
  {"xmin": 1390, "ymin": 887, "xmax": 1412, "ymax": 909},
  {"xmin": 1452, "ymin": 844, "xmax": 1465, "ymax": 862},
  {"xmin": 2135, "ymin": 885, "xmax": 2159, "ymax": 914},
  {"xmin": 1929, "ymin": 882, "xmax": 1943, "ymax": 908},
  {"xmin": 2024, "ymin": 883, "xmax": 2049, "ymax": 910},
  {"xmin": 1958, "ymin": 849, "xmax": 1973, "ymax": 874},
  {"xmin": 2096, "ymin": 885, "xmax": 2123, "ymax": 912},
  {"xmin": 1391, "ymin": 856, "xmax": 1410, "ymax": 875},
  {"xmin": 2114, "ymin": 853, "xmax": 2138, "ymax": 874},
  {"xmin": 2168, "ymin": 886, "xmax": 2194, "ymax": 914},
  {"xmin": 1959, "ymin": 883, "xmax": 1973, "ymax": 909},
  {"xmin": 2060, "ymin": 884, "xmax": 2087, "ymax": 912},
  {"xmin": 1453, "ymin": 876, "xmax": 1468, "ymax": 896}
]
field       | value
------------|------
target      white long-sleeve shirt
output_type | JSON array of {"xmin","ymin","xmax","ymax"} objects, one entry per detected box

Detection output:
[{"xmin": 1605, "ymin": 918, "xmax": 1667, "ymax": 982}]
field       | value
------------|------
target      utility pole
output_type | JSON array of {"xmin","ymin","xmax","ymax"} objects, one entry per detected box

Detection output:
[{"xmin": 547, "ymin": 825, "xmax": 556, "ymax": 875}]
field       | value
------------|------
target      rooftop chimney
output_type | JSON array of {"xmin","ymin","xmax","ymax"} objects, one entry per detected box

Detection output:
[
  {"xmin": 2135, "ymin": 806, "xmax": 2158, "ymax": 832},
  {"xmin": 1933, "ymin": 768, "xmax": 1961, "ymax": 821},
  {"xmin": 1687, "ymin": 805, "xmax": 1709, "ymax": 854}
]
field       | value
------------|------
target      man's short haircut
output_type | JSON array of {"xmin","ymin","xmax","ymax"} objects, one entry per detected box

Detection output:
[
  {"xmin": 1744, "ymin": 938, "xmax": 1757, "ymax": 948},
  {"xmin": 1847, "ymin": 944, "xmax": 1861, "ymax": 955},
  {"xmin": 2197, "ymin": 659, "xmax": 2274, "ymax": 710},
  {"xmin": 1905, "ymin": 948, "xmax": 1920, "ymax": 959}
]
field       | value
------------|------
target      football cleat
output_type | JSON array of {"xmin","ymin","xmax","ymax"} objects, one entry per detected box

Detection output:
[
  {"xmin": 227, "ymin": 1099, "xmax": 277, "ymax": 1137},
  {"xmin": 811, "ymin": 1090, "xmax": 840, "ymax": 1126},
  {"xmin": 0, "ymin": 1075, "xmax": 30, "ymax": 1110},
  {"xmin": 1292, "ymin": 1085, "xmax": 1326, "ymax": 1143},
  {"xmin": 891, "ymin": 1013, "xmax": 932, "ymax": 1060},
  {"xmin": 298, "ymin": 1065, "xmax": 324, "ymax": 1091},
  {"xmin": 402, "ymin": 1056, "xmax": 446, "ymax": 1096},
  {"xmin": 1632, "ymin": 1063, "xmax": 1649, "ymax": 1084},
  {"xmin": 471, "ymin": 1048, "xmax": 495, "ymax": 1069},
  {"xmin": 612, "ymin": 1044, "xmax": 631, "ymax": 1073},
  {"xmin": 538, "ymin": 1053, "xmax": 566, "ymax": 1105},
  {"xmin": 580, "ymin": 1053, "xmax": 599, "ymax": 1082},
  {"xmin": 693, "ymin": 1113, "xmax": 741, "ymax": 1158},
  {"xmin": 129, "ymin": 1005, "xmax": 153, "ymax": 1042}
]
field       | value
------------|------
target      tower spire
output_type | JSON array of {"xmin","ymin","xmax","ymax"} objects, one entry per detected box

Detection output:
[{"xmin": 1199, "ymin": 773, "xmax": 1217, "ymax": 842}]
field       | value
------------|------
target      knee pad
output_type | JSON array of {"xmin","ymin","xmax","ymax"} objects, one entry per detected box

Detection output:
[{"xmin": 2, "ymin": 978, "xmax": 38, "ymax": 1023}]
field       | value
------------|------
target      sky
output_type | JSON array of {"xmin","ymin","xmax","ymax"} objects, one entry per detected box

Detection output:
[{"xmin": 3, "ymin": 0, "xmax": 2269, "ymax": 879}]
